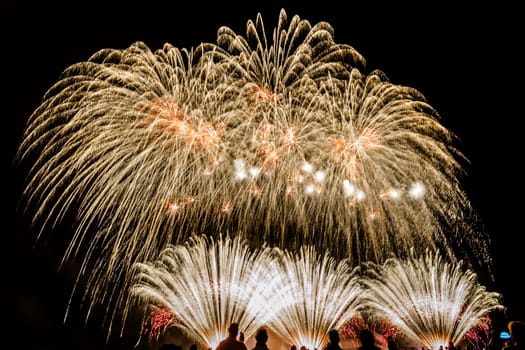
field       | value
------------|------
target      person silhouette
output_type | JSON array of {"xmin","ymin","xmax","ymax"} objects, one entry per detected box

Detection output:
[
  {"xmin": 323, "ymin": 329, "xmax": 342, "ymax": 350},
  {"xmin": 190, "ymin": 344, "xmax": 198, "ymax": 350},
  {"xmin": 357, "ymin": 329, "xmax": 381, "ymax": 350},
  {"xmin": 252, "ymin": 327, "xmax": 270, "ymax": 350},
  {"xmin": 216, "ymin": 323, "xmax": 248, "ymax": 350},
  {"xmin": 503, "ymin": 320, "xmax": 525, "ymax": 350}
]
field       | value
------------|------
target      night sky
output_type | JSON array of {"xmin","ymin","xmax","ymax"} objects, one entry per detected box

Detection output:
[{"xmin": 5, "ymin": 2, "xmax": 521, "ymax": 350}]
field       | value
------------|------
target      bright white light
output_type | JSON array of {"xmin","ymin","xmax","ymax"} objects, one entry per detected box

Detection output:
[
  {"xmin": 409, "ymin": 181, "xmax": 425, "ymax": 199},
  {"xmin": 389, "ymin": 188, "xmax": 401, "ymax": 200},
  {"xmin": 314, "ymin": 170, "xmax": 326, "ymax": 183},
  {"xmin": 301, "ymin": 161, "xmax": 314, "ymax": 173},
  {"xmin": 304, "ymin": 183, "xmax": 316, "ymax": 195},
  {"xmin": 249, "ymin": 166, "xmax": 261, "ymax": 178},
  {"xmin": 343, "ymin": 179, "xmax": 355, "ymax": 198},
  {"xmin": 234, "ymin": 159, "xmax": 247, "ymax": 180}
]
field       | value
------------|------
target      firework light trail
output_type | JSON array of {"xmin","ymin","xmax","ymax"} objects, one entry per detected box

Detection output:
[
  {"xmin": 15, "ymin": 8, "xmax": 493, "ymax": 340},
  {"xmin": 358, "ymin": 248, "xmax": 504, "ymax": 349}
]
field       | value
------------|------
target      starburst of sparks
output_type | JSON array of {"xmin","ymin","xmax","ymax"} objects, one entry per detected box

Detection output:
[
  {"xmin": 141, "ymin": 304, "xmax": 179, "ymax": 343},
  {"xmin": 339, "ymin": 315, "xmax": 399, "ymax": 341}
]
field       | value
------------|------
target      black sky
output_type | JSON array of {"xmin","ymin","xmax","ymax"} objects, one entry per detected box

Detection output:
[{"xmin": 4, "ymin": 2, "xmax": 522, "ymax": 350}]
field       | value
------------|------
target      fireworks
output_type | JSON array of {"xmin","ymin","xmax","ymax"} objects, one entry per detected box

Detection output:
[
  {"xmin": 266, "ymin": 245, "xmax": 362, "ymax": 350},
  {"xmin": 15, "ymin": 8, "xmax": 497, "ymax": 346},
  {"xmin": 141, "ymin": 304, "xmax": 179, "ymax": 343},
  {"xmin": 132, "ymin": 242, "xmax": 503, "ymax": 350},
  {"xmin": 131, "ymin": 235, "xmax": 362, "ymax": 350},
  {"xmin": 339, "ymin": 315, "xmax": 399, "ymax": 342},
  {"xmin": 358, "ymin": 248, "xmax": 504, "ymax": 349},
  {"xmin": 131, "ymin": 234, "xmax": 291, "ymax": 349}
]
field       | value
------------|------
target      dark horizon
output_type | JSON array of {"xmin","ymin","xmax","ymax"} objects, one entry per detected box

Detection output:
[{"xmin": 5, "ymin": 2, "xmax": 521, "ymax": 350}]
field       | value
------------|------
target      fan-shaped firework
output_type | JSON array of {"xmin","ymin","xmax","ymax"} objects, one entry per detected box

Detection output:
[
  {"xmin": 358, "ymin": 248, "xmax": 504, "ymax": 349},
  {"xmin": 15, "ymin": 8, "xmax": 492, "ymax": 338},
  {"xmin": 267, "ymin": 246, "xmax": 362, "ymax": 350},
  {"xmin": 131, "ymin": 234, "xmax": 293, "ymax": 349}
]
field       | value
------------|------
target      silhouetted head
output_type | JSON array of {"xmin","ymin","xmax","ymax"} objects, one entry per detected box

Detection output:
[
  {"xmin": 228, "ymin": 323, "xmax": 240, "ymax": 337},
  {"xmin": 509, "ymin": 320, "xmax": 525, "ymax": 344},
  {"xmin": 359, "ymin": 329, "xmax": 375, "ymax": 347},
  {"xmin": 329, "ymin": 329, "xmax": 340, "ymax": 344},
  {"xmin": 256, "ymin": 328, "xmax": 269, "ymax": 343}
]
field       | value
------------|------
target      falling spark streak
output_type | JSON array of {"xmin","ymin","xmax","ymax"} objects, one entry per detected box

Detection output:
[
  {"xmin": 359, "ymin": 249, "xmax": 504, "ymax": 350},
  {"xmin": 15, "ymin": 8, "xmax": 493, "ymax": 339}
]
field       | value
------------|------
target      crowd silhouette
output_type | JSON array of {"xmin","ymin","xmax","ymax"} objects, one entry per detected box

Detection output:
[{"xmin": 156, "ymin": 318, "xmax": 525, "ymax": 350}]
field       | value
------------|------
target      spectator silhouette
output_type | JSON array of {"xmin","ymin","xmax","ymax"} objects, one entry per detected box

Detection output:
[
  {"xmin": 503, "ymin": 321, "xmax": 525, "ymax": 350},
  {"xmin": 216, "ymin": 322, "xmax": 248, "ymax": 350},
  {"xmin": 358, "ymin": 329, "xmax": 380, "ymax": 350},
  {"xmin": 290, "ymin": 345, "xmax": 297, "ymax": 350},
  {"xmin": 323, "ymin": 329, "xmax": 342, "ymax": 350},
  {"xmin": 252, "ymin": 327, "xmax": 270, "ymax": 350},
  {"xmin": 190, "ymin": 344, "xmax": 198, "ymax": 350}
]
